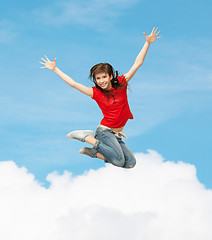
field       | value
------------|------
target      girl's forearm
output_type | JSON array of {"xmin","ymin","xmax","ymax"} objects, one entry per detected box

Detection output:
[
  {"xmin": 53, "ymin": 67, "xmax": 76, "ymax": 87},
  {"xmin": 134, "ymin": 41, "xmax": 150, "ymax": 68}
]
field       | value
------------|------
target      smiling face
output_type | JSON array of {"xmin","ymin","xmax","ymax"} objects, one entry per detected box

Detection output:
[{"xmin": 95, "ymin": 72, "xmax": 113, "ymax": 90}]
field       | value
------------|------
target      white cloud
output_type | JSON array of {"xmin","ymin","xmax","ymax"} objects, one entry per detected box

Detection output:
[
  {"xmin": 34, "ymin": 0, "xmax": 139, "ymax": 31},
  {"xmin": 0, "ymin": 150, "xmax": 212, "ymax": 240}
]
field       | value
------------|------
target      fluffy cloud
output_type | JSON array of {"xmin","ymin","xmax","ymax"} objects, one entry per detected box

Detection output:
[{"xmin": 0, "ymin": 150, "xmax": 212, "ymax": 240}]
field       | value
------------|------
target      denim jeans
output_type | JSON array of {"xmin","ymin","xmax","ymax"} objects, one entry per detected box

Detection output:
[{"xmin": 93, "ymin": 125, "xmax": 136, "ymax": 168}]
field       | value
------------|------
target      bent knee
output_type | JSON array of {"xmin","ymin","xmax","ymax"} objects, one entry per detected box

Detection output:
[
  {"xmin": 109, "ymin": 154, "xmax": 125, "ymax": 167},
  {"xmin": 126, "ymin": 161, "xmax": 136, "ymax": 168},
  {"xmin": 124, "ymin": 158, "xmax": 136, "ymax": 169}
]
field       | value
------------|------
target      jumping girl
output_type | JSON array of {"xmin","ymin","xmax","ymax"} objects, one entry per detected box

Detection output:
[{"xmin": 40, "ymin": 27, "xmax": 161, "ymax": 168}]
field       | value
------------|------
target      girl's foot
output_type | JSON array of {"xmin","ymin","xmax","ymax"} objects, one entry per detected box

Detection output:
[
  {"xmin": 79, "ymin": 147, "xmax": 109, "ymax": 163},
  {"xmin": 79, "ymin": 147, "xmax": 97, "ymax": 158},
  {"xmin": 66, "ymin": 130, "xmax": 94, "ymax": 142}
]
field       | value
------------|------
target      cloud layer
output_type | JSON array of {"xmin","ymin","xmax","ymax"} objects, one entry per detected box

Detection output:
[{"xmin": 1, "ymin": 150, "xmax": 212, "ymax": 240}]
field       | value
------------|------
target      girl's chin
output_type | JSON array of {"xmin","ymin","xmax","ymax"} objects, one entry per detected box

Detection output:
[{"xmin": 102, "ymin": 87, "xmax": 111, "ymax": 91}]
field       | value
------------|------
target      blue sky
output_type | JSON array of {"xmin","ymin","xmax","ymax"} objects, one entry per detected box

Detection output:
[{"xmin": 0, "ymin": 0, "xmax": 212, "ymax": 188}]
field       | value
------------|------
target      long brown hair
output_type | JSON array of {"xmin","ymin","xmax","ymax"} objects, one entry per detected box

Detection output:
[{"xmin": 89, "ymin": 63, "xmax": 126, "ymax": 101}]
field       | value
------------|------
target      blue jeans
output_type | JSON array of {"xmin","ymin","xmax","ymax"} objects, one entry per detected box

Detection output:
[{"xmin": 93, "ymin": 126, "xmax": 136, "ymax": 168}]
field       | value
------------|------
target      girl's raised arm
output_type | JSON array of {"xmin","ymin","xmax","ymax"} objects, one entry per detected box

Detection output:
[
  {"xmin": 124, "ymin": 27, "xmax": 161, "ymax": 82},
  {"xmin": 39, "ymin": 55, "xmax": 93, "ymax": 98}
]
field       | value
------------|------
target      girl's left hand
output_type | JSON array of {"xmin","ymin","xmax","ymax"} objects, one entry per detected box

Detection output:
[{"xmin": 143, "ymin": 27, "xmax": 161, "ymax": 44}]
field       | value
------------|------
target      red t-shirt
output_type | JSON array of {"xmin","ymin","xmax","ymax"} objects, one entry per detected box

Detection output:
[{"xmin": 92, "ymin": 75, "xmax": 133, "ymax": 128}]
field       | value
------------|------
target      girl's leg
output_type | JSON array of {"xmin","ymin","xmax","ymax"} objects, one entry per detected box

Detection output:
[
  {"xmin": 77, "ymin": 127, "xmax": 134, "ymax": 168},
  {"xmin": 84, "ymin": 135, "xmax": 97, "ymax": 146},
  {"xmin": 117, "ymin": 139, "xmax": 136, "ymax": 168},
  {"xmin": 92, "ymin": 127, "xmax": 126, "ymax": 167},
  {"xmin": 96, "ymin": 152, "xmax": 105, "ymax": 160},
  {"xmin": 83, "ymin": 135, "xmax": 105, "ymax": 160}
]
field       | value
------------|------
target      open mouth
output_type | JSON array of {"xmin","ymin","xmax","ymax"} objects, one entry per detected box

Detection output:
[{"xmin": 100, "ymin": 83, "xmax": 107, "ymax": 88}]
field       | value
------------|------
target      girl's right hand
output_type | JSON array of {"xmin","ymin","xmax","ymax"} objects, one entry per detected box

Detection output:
[{"xmin": 39, "ymin": 55, "xmax": 56, "ymax": 71}]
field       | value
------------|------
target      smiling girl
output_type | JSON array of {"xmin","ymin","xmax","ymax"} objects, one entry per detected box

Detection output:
[{"xmin": 40, "ymin": 27, "xmax": 161, "ymax": 168}]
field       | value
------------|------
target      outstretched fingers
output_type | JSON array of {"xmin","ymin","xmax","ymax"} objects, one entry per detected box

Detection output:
[
  {"xmin": 153, "ymin": 27, "xmax": 158, "ymax": 34},
  {"xmin": 39, "ymin": 56, "xmax": 46, "ymax": 67},
  {"xmin": 39, "ymin": 61, "xmax": 46, "ymax": 68},
  {"xmin": 151, "ymin": 27, "xmax": 155, "ymax": 34},
  {"xmin": 156, "ymin": 30, "xmax": 162, "ymax": 39},
  {"xmin": 41, "ymin": 57, "xmax": 47, "ymax": 63},
  {"xmin": 153, "ymin": 27, "xmax": 162, "ymax": 39},
  {"xmin": 144, "ymin": 27, "xmax": 162, "ymax": 43},
  {"xmin": 39, "ymin": 55, "xmax": 57, "ymax": 70},
  {"xmin": 44, "ymin": 55, "xmax": 50, "ymax": 62},
  {"xmin": 156, "ymin": 30, "xmax": 160, "ymax": 35}
]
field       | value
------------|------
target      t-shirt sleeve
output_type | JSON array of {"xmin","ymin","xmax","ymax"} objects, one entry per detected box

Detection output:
[{"xmin": 92, "ymin": 87, "xmax": 100, "ymax": 100}]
